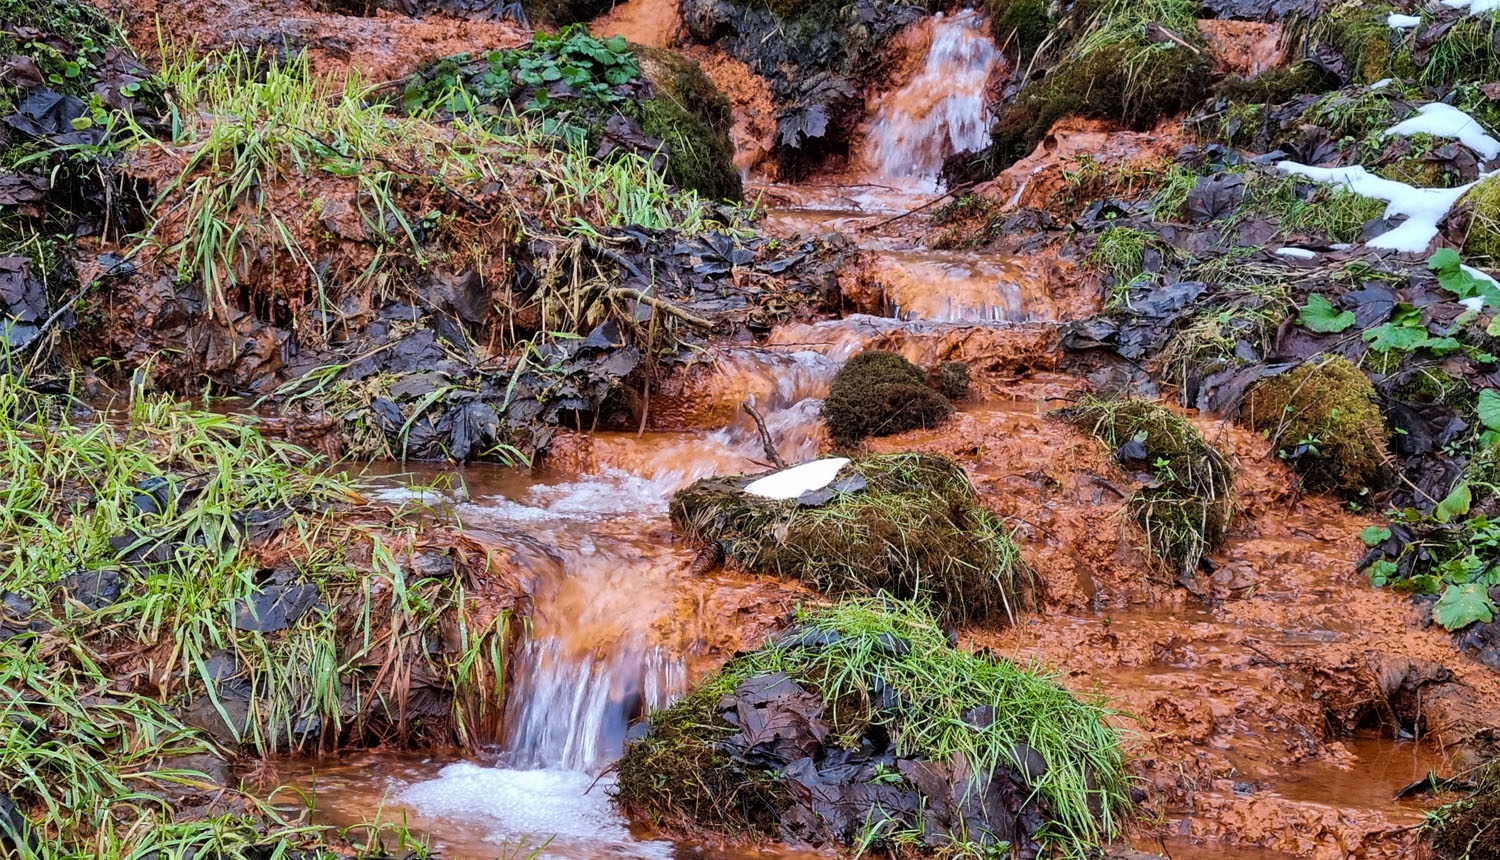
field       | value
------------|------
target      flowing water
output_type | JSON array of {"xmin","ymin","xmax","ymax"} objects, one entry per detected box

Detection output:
[{"xmin": 280, "ymin": 10, "xmax": 1456, "ymax": 859}]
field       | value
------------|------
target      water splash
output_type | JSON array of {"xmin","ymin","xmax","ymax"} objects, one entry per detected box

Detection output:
[{"xmin": 861, "ymin": 10, "xmax": 1000, "ymax": 189}]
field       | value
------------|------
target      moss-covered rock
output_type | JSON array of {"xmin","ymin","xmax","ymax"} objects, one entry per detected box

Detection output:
[
  {"xmin": 1242, "ymin": 356, "xmax": 1390, "ymax": 499},
  {"xmin": 987, "ymin": 0, "xmax": 1053, "ymax": 60},
  {"xmin": 1067, "ymin": 398, "xmax": 1235, "ymax": 579},
  {"xmin": 821, "ymin": 350, "xmax": 954, "ymax": 447},
  {"xmin": 614, "ymin": 600, "xmax": 1129, "ymax": 857},
  {"xmin": 520, "ymin": 0, "xmax": 614, "ymax": 27},
  {"xmin": 927, "ymin": 360, "xmax": 972, "ymax": 401},
  {"xmin": 669, "ymin": 454, "xmax": 1029, "ymax": 624},
  {"xmin": 990, "ymin": 33, "xmax": 1215, "ymax": 165},
  {"xmin": 1212, "ymin": 61, "xmax": 1337, "ymax": 107},
  {"xmin": 635, "ymin": 47, "xmax": 742, "ymax": 201}
]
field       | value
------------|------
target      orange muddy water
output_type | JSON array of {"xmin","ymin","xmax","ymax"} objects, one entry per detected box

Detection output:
[{"xmin": 268, "ymin": 8, "xmax": 1491, "ymax": 860}]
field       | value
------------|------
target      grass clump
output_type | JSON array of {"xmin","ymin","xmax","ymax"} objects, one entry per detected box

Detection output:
[
  {"xmin": 1428, "ymin": 761, "xmax": 1500, "ymax": 859},
  {"xmin": 821, "ymin": 350, "xmax": 954, "ymax": 447},
  {"xmin": 1067, "ymin": 398, "xmax": 1236, "ymax": 578},
  {"xmin": 1236, "ymin": 173, "xmax": 1387, "ymax": 244},
  {"xmin": 1242, "ymin": 355, "xmax": 1391, "ymax": 499},
  {"xmin": 615, "ymin": 599, "xmax": 1130, "ymax": 856},
  {"xmin": 670, "ymin": 454, "xmax": 1029, "ymax": 625}
]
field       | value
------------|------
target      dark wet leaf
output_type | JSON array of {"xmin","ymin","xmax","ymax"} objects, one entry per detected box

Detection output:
[
  {"xmin": 1345, "ymin": 285, "xmax": 1396, "ymax": 328},
  {"xmin": 1183, "ymin": 174, "xmax": 1243, "ymax": 223},
  {"xmin": 232, "ymin": 582, "xmax": 321, "ymax": 633},
  {"xmin": 2, "ymin": 88, "xmax": 87, "ymax": 139},
  {"xmin": 59, "ymin": 569, "xmax": 121, "ymax": 610}
]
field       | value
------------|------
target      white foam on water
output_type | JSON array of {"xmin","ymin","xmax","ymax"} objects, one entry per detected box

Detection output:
[
  {"xmin": 397, "ymin": 764, "xmax": 674, "ymax": 859},
  {"xmin": 1384, "ymin": 102, "xmax": 1500, "ymax": 160},
  {"xmin": 743, "ymin": 457, "xmax": 851, "ymax": 500}
]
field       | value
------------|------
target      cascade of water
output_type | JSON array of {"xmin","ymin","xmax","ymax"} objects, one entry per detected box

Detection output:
[{"xmin": 860, "ymin": 10, "xmax": 1000, "ymax": 189}]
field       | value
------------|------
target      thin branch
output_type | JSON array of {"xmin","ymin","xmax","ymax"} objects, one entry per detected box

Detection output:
[{"xmin": 743, "ymin": 400, "xmax": 787, "ymax": 469}]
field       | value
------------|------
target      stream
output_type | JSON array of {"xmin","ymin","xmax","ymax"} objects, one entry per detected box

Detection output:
[{"xmin": 276, "ymin": 10, "xmax": 1448, "ymax": 859}]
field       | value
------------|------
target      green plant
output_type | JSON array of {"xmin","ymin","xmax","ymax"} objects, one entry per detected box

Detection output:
[{"xmin": 615, "ymin": 599, "xmax": 1130, "ymax": 856}]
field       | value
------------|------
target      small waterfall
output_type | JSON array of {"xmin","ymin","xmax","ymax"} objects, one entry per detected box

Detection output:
[
  {"xmin": 504, "ymin": 637, "xmax": 683, "ymax": 772},
  {"xmin": 861, "ymin": 10, "xmax": 1000, "ymax": 189}
]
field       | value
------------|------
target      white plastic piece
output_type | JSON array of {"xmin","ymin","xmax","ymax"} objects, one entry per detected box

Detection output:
[
  {"xmin": 1387, "ymin": 13, "xmax": 1421, "ymax": 27},
  {"xmin": 1275, "ymin": 246, "xmax": 1318, "ymax": 259},
  {"xmin": 1385, "ymin": 102, "xmax": 1500, "ymax": 160},
  {"xmin": 742, "ymin": 457, "xmax": 851, "ymax": 500},
  {"xmin": 1277, "ymin": 162, "xmax": 1476, "ymax": 254}
]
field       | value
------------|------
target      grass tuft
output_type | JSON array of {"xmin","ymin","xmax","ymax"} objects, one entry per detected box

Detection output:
[
  {"xmin": 615, "ymin": 598, "xmax": 1130, "ymax": 856},
  {"xmin": 1066, "ymin": 397, "xmax": 1236, "ymax": 578}
]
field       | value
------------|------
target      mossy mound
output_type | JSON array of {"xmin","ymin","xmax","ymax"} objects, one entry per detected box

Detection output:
[
  {"xmin": 613, "ymin": 599, "xmax": 1129, "ymax": 857},
  {"xmin": 987, "ymin": 0, "xmax": 1053, "ymax": 60},
  {"xmin": 1242, "ymin": 356, "xmax": 1390, "ymax": 499},
  {"xmin": 397, "ymin": 29, "xmax": 741, "ymax": 200},
  {"xmin": 821, "ymin": 350, "xmax": 954, "ymax": 447},
  {"xmin": 520, "ymin": 0, "xmax": 614, "ymax": 27},
  {"xmin": 1462, "ymin": 174, "xmax": 1500, "ymax": 263},
  {"xmin": 1067, "ymin": 397, "xmax": 1235, "ymax": 579},
  {"xmin": 669, "ymin": 454, "xmax": 1028, "ymax": 624},
  {"xmin": 635, "ymin": 47, "xmax": 743, "ymax": 201},
  {"xmin": 988, "ymin": 0, "xmax": 1216, "ymax": 164},
  {"xmin": 1212, "ymin": 61, "xmax": 1337, "ymax": 107},
  {"xmin": 928, "ymin": 360, "xmax": 972, "ymax": 401}
]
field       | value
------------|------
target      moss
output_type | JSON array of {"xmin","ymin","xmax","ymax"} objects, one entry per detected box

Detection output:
[
  {"xmin": 614, "ymin": 599, "xmax": 1129, "ymax": 854},
  {"xmin": 1212, "ymin": 61, "xmax": 1336, "ymax": 106},
  {"xmin": 1462, "ymin": 174, "xmax": 1500, "ymax": 263},
  {"xmin": 1066, "ymin": 398, "xmax": 1236, "ymax": 578},
  {"xmin": 928, "ymin": 360, "xmax": 972, "ymax": 401},
  {"xmin": 669, "ymin": 454, "xmax": 1030, "ymax": 624},
  {"xmin": 821, "ymin": 350, "xmax": 954, "ymax": 447},
  {"xmin": 635, "ymin": 47, "xmax": 743, "ymax": 201},
  {"xmin": 1289, "ymin": 2, "xmax": 1416, "ymax": 85},
  {"xmin": 1242, "ymin": 356, "xmax": 1390, "ymax": 499},
  {"xmin": 988, "ymin": 0, "xmax": 1053, "ymax": 59},
  {"xmin": 992, "ymin": 38, "xmax": 1215, "ymax": 164}
]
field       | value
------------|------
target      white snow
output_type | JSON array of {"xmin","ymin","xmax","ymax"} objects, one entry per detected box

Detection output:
[
  {"xmin": 1385, "ymin": 102, "xmax": 1500, "ymax": 160},
  {"xmin": 1463, "ymin": 264, "xmax": 1500, "ymax": 293},
  {"xmin": 1460, "ymin": 296, "xmax": 1487, "ymax": 312},
  {"xmin": 1387, "ymin": 13, "xmax": 1421, "ymax": 27},
  {"xmin": 743, "ymin": 457, "xmax": 851, "ymax": 500},
  {"xmin": 1442, "ymin": 0, "xmax": 1500, "ymax": 14},
  {"xmin": 1277, "ymin": 162, "xmax": 1476, "ymax": 254},
  {"xmin": 1371, "ymin": 78, "xmax": 1394, "ymax": 90},
  {"xmin": 1275, "ymin": 246, "xmax": 1318, "ymax": 259}
]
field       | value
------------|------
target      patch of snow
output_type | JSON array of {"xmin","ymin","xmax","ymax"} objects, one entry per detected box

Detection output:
[
  {"xmin": 1463, "ymin": 264, "xmax": 1500, "ymax": 291},
  {"xmin": 1441, "ymin": 0, "xmax": 1500, "ymax": 15},
  {"xmin": 1371, "ymin": 78, "xmax": 1394, "ymax": 90},
  {"xmin": 743, "ymin": 457, "xmax": 850, "ymax": 500},
  {"xmin": 1385, "ymin": 102, "xmax": 1500, "ymax": 160},
  {"xmin": 1277, "ymin": 162, "xmax": 1476, "ymax": 254},
  {"xmin": 1387, "ymin": 13, "xmax": 1421, "ymax": 27},
  {"xmin": 1331, "ymin": 243, "xmax": 1355, "ymax": 250},
  {"xmin": 1460, "ymin": 296, "xmax": 1487, "ymax": 312},
  {"xmin": 1275, "ymin": 246, "xmax": 1318, "ymax": 259}
]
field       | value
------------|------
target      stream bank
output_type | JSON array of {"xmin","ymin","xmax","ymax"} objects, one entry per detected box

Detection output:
[{"xmin": 6, "ymin": 0, "xmax": 1500, "ymax": 857}]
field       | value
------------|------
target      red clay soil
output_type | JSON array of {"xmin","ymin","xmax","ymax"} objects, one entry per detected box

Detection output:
[
  {"xmin": 858, "ymin": 394, "xmax": 1500, "ymax": 858},
  {"xmin": 92, "ymin": 0, "xmax": 527, "ymax": 81}
]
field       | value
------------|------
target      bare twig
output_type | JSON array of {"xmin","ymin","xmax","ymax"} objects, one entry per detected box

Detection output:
[
  {"xmin": 743, "ymin": 400, "xmax": 787, "ymax": 469},
  {"xmin": 861, "ymin": 182, "xmax": 975, "ymax": 233},
  {"xmin": 613, "ymin": 287, "xmax": 716, "ymax": 329}
]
